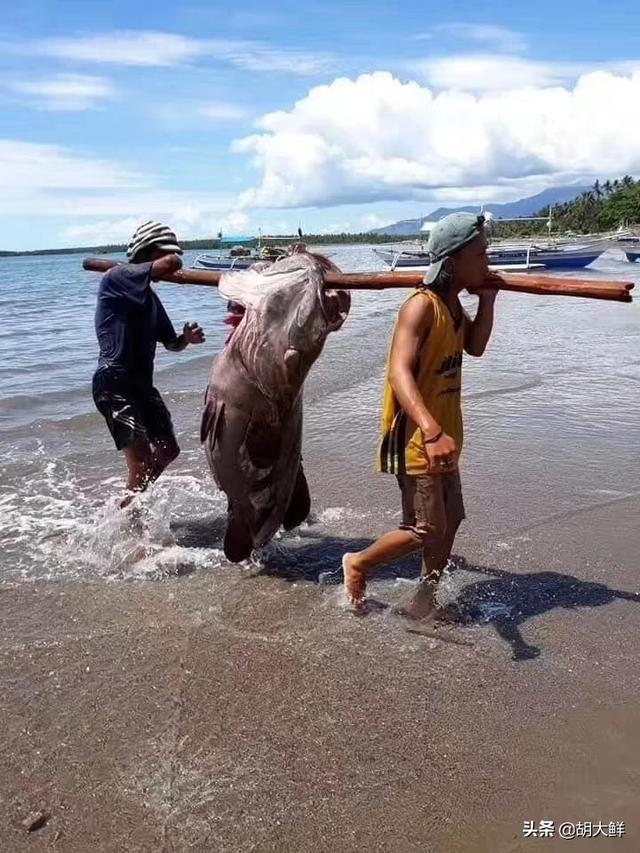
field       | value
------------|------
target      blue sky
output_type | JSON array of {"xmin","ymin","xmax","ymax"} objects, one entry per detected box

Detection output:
[{"xmin": 1, "ymin": 0, "xmax": 640, "ymax": 250}]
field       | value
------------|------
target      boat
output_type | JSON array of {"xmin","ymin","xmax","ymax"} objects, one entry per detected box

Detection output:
[
  {"xmin": 374, "ymin": 207, "xmax": 612, "ymax": 271},
  {"xmin": 373, "ymin": 246, "xmax": 545, "ymax": 272},
  {"xmin": 374, "ymin": 238, "xmax": 608, "ymax": 271},
  {"xmin": 194, "ymin": 234, "xmax": 288, "ymax": 271}
]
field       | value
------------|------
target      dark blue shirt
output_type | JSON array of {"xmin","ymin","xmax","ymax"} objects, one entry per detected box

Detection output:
[{"xmin": 94, "ymin": 262, "xmax": 178, "ymax": 387}]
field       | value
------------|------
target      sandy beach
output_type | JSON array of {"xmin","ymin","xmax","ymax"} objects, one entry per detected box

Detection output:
[
  {"xmin": 1, "ymin": 248, "xmax": 639, "ymax": 851},
  {"xmin": 2, "ymin": 491, "xmax": 640, "ymax": 852}
]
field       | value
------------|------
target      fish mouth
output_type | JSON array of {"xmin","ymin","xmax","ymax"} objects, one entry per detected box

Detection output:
[{"xmin": 321, "ymin": 287, "xmax": 351, "ymax": 330}]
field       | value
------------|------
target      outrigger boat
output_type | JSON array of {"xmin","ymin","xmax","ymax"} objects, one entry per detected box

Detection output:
[
  {"xmin": 194, "ymin": 233, "xmax": 289, "ymax": 271},
  {"xmin": 374, "ymin": 209, "xmax": 614, "ymax": 271}
]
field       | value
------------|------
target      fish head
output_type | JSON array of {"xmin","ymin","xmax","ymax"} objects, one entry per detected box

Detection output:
[
  {"xmin": 219, "ymin": 252, "xmax": 350, "ymax": 383},
  {"xmin": 285, "ymin": 252, "xmax": 351, "ymax": 347}
]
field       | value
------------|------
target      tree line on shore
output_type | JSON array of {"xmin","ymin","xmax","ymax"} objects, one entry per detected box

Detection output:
[
  {"xmin": 4, "ymin": 176, "xmax": 638, "ymax": 257},
  {"xmin": 489, "ymin": 175, "xmax": 640, "ymax": 238},
  {"xmin": 0, "ymin": 232, "xmax": 395, "ymax": 257}
]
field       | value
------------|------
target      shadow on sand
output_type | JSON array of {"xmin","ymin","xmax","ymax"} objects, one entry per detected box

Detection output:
[
  {"xmin": 171, "ymin": 518, "xmax": 640, "ymax": 662},
  {"xmin": 448, "ymin": 557, "xmax": 640, "ymax": 660}
]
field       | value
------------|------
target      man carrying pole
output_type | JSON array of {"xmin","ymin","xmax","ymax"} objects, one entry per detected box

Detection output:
[
  {"xmin": 92, "ymin": 221, "xmax": 205, "ymax": 507},
  {"xmin": 342, "ymin": 213, "xmax": 499, "ymax": 618}
]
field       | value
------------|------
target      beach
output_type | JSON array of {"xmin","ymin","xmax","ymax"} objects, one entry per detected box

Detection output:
[{"xmin": 1, "ymin": 246, "xmax": 640, "ymax": 851}]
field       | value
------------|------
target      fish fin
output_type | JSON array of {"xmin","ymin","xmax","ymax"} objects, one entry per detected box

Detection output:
[
  {"xmin": 284, "ymin": 348, "xmax": 301, "ymax": 382},
  {"xmin": 283, "ymin": 465, "xmax": 311, "ymax": 530},
  {"xmin": 224, "ymin": 509, "xmax": 254, "ymax": 562},
  {"xmin": 200, "ymin": 390, "xmax": 224, "ymax": 445}
]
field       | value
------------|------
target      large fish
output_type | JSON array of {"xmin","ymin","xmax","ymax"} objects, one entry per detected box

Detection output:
[{"xmin": 200, "ymin": 251, "xmax": 351, "ymax": 562}]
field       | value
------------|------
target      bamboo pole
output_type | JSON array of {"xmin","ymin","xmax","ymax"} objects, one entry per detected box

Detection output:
[{"xmin": 82, "ymin": 257, "xmax": 634, "ymax": 303}]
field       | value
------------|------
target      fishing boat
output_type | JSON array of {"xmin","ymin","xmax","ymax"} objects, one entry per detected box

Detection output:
[
  {"xmin": 194, "ymin": 234, "xmax": 288, "ymax": 271},
  {"xmin": 374, "ymin": 237, "xmax": 609, "ymax": 271},
  {"xmin": 374, "ymin": 207, "xmax": 613, "ymax": 271},
  {"xmin": 373, "ymin": 246, "xmax": 546, "ymax": 272}
]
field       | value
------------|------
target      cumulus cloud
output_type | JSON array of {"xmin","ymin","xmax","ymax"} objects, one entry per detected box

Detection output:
[
  {"xmin": 6, "ymin": 74, "xmax": 115, "ymax": 111},
  {"xmin": 412, "ymin": 54, "xmax": 587, "ymax": 91},
  {"xmin": 34, "ymin": 30, "xmax": 332, "ymax": 75},
  {"xmin": 233, "ymin": 70, "xmax": 640, "ymax": 209},
  {"xmin": 409, "ymin": 54, "xmax": 640, "ymax": 92}
]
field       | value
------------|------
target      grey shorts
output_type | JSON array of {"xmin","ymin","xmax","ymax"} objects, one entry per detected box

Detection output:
[{"xmin": 396, "ymin": 471, "xmax": 465, "ymax": 545}]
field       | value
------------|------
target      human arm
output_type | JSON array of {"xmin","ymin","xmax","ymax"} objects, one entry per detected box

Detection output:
[
  {"xmin": 388, "ymin": 296, "xmax": 458, "ymax": 468},
  {"xmin": 464, "ymin": 274, "xmax": 500, "ymax": 357},
  {"xmin": 163, "ymin": 321, "xmax": 206, "ymax": 352},
  {"xmin": 150, "ymin": 253, "xmax": 183, "ymax": 281}
]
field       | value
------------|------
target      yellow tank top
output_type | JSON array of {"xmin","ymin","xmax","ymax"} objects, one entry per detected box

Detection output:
[{"xmin": 376, "ymin": 289, "xmax": 466, "ymax": 476}]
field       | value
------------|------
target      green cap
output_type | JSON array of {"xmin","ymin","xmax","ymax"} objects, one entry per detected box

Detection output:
[{"xmin": 423, "ymin": 212, "xmax": 485, "ymax": 285}]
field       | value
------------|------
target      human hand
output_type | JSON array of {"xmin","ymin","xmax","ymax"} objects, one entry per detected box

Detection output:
[
  {"xmin": 468, "ymin": 272, "xmax": 502, "ymax": 299},
  {"xmin": 423, "ymin": 431, "xmax": 458, "ymax": 472},
  {"xmin": 183, "ymin": 321, "xmax": 205, "ymax": 344}
]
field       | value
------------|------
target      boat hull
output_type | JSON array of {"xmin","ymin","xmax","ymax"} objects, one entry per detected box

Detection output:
[
  {"xmin": 194, "ymin": 255, "xmax": 256, "ymax": 270},
  {"xmin": 374, "ymin": 242, "xmax": 606, "ymax": 270}
]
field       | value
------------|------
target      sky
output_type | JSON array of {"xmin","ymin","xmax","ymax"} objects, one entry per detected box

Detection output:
[{"xmin": 1, "ymin": 0, "xmax": 640, "ymax": 250}]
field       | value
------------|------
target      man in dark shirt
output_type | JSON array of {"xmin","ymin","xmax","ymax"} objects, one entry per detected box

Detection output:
[{"xmin": 93, "ymin": 221, "xmax": 205, "ymax": 507}]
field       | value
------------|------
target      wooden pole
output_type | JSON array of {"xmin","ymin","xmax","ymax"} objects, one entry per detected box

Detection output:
[{"xmin": 82, "ymin": 257, "xmax": 634, "ymax": 303}]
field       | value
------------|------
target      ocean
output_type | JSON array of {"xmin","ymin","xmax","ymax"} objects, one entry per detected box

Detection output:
[
  {"xmin": 3, "ymin": 244, "xmax": 640, "ymax": 852},
  {"xmin": 1, "ymin": 245, "xmax": 639, "ymax": 584}
]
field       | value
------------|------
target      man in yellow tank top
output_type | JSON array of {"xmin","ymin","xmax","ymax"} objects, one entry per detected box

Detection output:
[{"xmin": 343, "ymin": 212, "xmax": 500, "ymax": 617}]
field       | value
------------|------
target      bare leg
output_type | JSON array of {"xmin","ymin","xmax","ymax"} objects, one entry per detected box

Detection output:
[
  {"xmin": 120, "ymin": 441, "xmax": 179, "ymax": 508},
  {"xmin": 397, "ymin": 523, "xmax": 461, "ymax": 621},
  {"xmin": 343, "ymin": 529, "xmax": 423, "ymax": 609},
  {"xmin": 149, "ymin": 441, "xmax": 180, "ymax": 482}
]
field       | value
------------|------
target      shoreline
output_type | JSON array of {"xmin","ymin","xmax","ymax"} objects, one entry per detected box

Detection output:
[
  {"xmin": 0, "ymin": 235, "xmax": 403, "ymax": 259},
  {"xmin": 2, "ymin": 493, "xmax": 639, "ymax": 851}
]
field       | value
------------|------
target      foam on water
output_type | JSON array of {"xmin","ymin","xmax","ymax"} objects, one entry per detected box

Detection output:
[
  {"xmin": 2, "ymin": 246, "xmax": 640, "ymax": 585},
  {"xmin": 0, "ymin": 443, "xmax": 232, "ymax": 582}
]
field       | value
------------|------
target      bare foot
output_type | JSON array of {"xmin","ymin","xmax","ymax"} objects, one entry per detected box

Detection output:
[
  {"xmin": 428, "ymin": 603, "xmax": 463, "ymax": 625},
  {"xmin": 120, "ymin": 490, "xmax": 137, "ymax": 510},
  {"xmin": 342, "ymin": 553, "xmax": 366, "ymax": 610},
  {"xmin": 392, "ymin": 581, "xmax": 438, "ymax": 620}
]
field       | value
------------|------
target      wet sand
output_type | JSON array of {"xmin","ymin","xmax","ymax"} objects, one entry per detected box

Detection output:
[
  {"xmin": 2, "ymin": 492, "xmax": 639, "ymax": 852},
  {"xmin": 2, "ymin": 253, "xmax": 640, "ymax": 849}
]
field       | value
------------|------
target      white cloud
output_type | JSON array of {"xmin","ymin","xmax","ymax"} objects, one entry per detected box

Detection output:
[
  {"xmin": 198, "ymin": 101, "xmax": 250, "ymax": 121},
  {"xmin": 360, "ymin": 212, "xmax": 389, "ymax": 230},
  {"xmin": 61, "ymin": 217, "xmax": 141, "ymax": 245},
  {"xmin": 0, "ymin": 138, "xmax": 238, "ymax": 228},
  {"xmin": 5, "ymin": 74, "xmax": 114, "ymax": 111},
  {"xmin": 38, "ymin": 32, "xmax": 202, "ymax": 66},
  {"xmin": 410, "ymin": 53, "xmax": 640, "ymax": 93},
  {"xmin": 60, "ymin": 208, "xmax": 251, "ymax": 247},
  {"xmin": 0, "ymin": 138, "xmax": 143, "ymax": 194},
  {"xmin": 416, "ymin": 23, "xmax": 527, "ymax": 53},
  {"xmin": 233, "ymin": 70, "xmax": 640, "ymax": 209},
  {"xmin": 35, "ymin": 30, "xmax": 332, "ymax": 75}
]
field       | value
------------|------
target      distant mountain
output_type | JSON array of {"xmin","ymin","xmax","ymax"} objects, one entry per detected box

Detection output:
[{"xmin": 370, "ymin": 185, "xmax": 591, "ymax": 236}]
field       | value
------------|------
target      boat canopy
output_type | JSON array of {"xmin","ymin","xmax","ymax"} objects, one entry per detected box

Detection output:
[{"xmin": 217, "ymin": 235, "xmax": 254, "ymax": 247}]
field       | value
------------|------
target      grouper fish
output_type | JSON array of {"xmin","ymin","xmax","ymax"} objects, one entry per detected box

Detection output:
[{"xmin": 200, "ymin": 251, "xmax": 351, "ymax": 562}]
